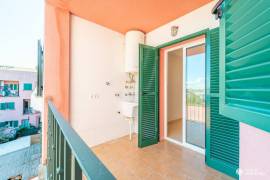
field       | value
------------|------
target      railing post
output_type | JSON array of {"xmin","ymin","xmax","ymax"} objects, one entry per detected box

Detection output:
[
  {"xmin": 56, "ymin": 122, "xmax": 60, "ymax": 179},
  {"xmin": 53, "ymin": 117, "xmax": 57, "ymax": 179},
  {"xmin": 57, "ymin": 131, "xmax": 64, "ymax": 179},
  {"xmin": 64, "ymin": 139, "xmax": 71, "ymax": 180},
  {"xmin": 71, "ymin": 154, "xmax": 82, "ymax": 180},
  {"xmin": 47, "ymin": 108, "xmax": 52, "ymax": 179}
]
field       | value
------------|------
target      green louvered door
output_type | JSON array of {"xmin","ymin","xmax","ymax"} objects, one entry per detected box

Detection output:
[
  {"xmin": 219, "ymin": 0, "xmax": 270, "ymax": 132},
  {"xmin": 139, "ymin": 44, "xmax": 159, "ymax": 148},
  {"xmin": 206, "ymin": 28, "xmax": 239, "ymax": 179}
]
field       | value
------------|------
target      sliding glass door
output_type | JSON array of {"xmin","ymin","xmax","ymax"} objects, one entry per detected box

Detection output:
[{"xmin": 185, "ymin": 44, "xmax": 205, "ymax": 149}]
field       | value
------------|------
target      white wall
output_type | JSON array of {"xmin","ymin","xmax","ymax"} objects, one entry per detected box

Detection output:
[
  {"xmin": 31, "ymin": 89, "xmax": 44, "ymax": 113},
  {"xmin": 30, "ymin": 90, "xmax": 44, "ymax": 123},
  {"xmin": 146, "ymin": 0, "xmax": 219, "ymax": 46},
  {"xmin": 168, "ymin": 51, "xmax": 183, "ymax": 122},
  {"xmin": 70, "ymin": 15, "xmax": 129, "ymax": 147},
  {"xmin": 240, "ymin": 123, "xmax": 270, "ymax": 180}
]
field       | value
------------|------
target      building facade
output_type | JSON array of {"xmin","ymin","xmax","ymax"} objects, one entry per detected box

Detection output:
[{"xmin": 0, "ymin": 66, "xmax": 40, "ymax": 128}]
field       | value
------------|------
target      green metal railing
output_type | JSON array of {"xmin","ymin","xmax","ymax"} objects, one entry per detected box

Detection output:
[{"xmin": 47, "ymin": 101, "xmax": 115, "ymax": 180}]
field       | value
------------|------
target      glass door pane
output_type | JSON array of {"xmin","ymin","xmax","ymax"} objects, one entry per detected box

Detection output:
[{"xmin": 185, "ymin": 44, "xmax": 205, "ymax": 149}]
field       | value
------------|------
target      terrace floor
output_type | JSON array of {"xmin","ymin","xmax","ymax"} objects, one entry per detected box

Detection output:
[{"xmin": 92, "ymin": 135, "xmax": 233, "ymax": 180}]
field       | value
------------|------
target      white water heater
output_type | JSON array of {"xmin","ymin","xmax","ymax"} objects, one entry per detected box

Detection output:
[{"xmin": 124, "ymin": 30, "xmax": 145, "ymax": 72}]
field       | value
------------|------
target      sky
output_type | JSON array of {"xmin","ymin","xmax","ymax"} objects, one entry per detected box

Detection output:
[
  {"xmin": 0, "ymin": 0, "xmax": 44, "ymax": 69},
  {"xmin": 186, "ymin": 53, "xmax": 205, "ymax": 90}
]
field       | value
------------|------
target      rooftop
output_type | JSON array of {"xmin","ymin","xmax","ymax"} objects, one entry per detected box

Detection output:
[{"xmin": 0, "ymin": 66, "xmax": 36, "ymax": 73}]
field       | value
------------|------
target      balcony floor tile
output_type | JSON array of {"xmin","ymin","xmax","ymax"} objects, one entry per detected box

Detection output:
[{"xmin": 91, "ymin": 134, "xmax": 233, "ymax": 180}]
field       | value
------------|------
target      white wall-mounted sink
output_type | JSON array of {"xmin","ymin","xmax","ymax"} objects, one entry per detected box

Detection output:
[
  {"xmin": 121, "ymin": 101, "xmax": 138, "ymax": 118},
  {"xmin": 121, "ymin": 101, "xmax": 138, "ymax": 140}
]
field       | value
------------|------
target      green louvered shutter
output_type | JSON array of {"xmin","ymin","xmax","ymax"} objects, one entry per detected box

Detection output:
[
  {"xmin": 139, "ymin": 44, "xmax": 159, "ymax": 148},
  {"xmin": 14, "ymin": 84, "xmax": 18, "ymax": 90},
  {"xmin": 8, "ymin": 102, "xmax": 15, "ymax": 110},
  {"xmin": 24, "ymin": 83, "xmax": 32, "ymax": 91},
  {"xmin": 0, "ymin": 103, "xmax": 7, "ymax": 110},
  {"xmin": 206, "ymin": 28, "xmax": 239, "ymax": 179},
  {"xmin": 219, "ymin": 0, "xmax": 270, "ymax": 132}
]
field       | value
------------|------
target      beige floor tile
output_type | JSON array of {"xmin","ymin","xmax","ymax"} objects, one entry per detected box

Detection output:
[
  {"xmin": 91, "ymin": 135, "xmax": 233, "ymax": 180},
  {"xmin": 146, "ymin": 173, "xmax": 167, "ymax": 180}
]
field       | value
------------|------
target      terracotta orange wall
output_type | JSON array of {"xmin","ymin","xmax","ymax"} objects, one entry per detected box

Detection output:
[
  {"xmin": 159, "ymin": 35, "xmax": 205, "ymax": 140},
  {"xmin": 42, "ymin": 2, "xmax": 70, "ymax": 164}
]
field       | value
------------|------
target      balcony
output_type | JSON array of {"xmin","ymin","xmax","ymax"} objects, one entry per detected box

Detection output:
[
  {"xmin": 23, "ymin": 107, "xmax": 37, "ymax": 115},
  {"xmin": 0, "ymin": 87, "xmax": 19, "ymax": 97},
  {"xmin": 47, "ymin": 101, "xmax": 232, "ymax": 180},
  {"xmin": 0, "ymin": 81, "xmax": 19, "ymax": 97},
  {"xmin": 41, "ymin": 1, "xmax": 270, "ymax": 180}
]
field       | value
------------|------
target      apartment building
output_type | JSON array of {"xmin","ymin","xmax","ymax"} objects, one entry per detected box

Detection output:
[{"xmin": 0, "ymin": 66, "xmax": 40, "ymax": 128}]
